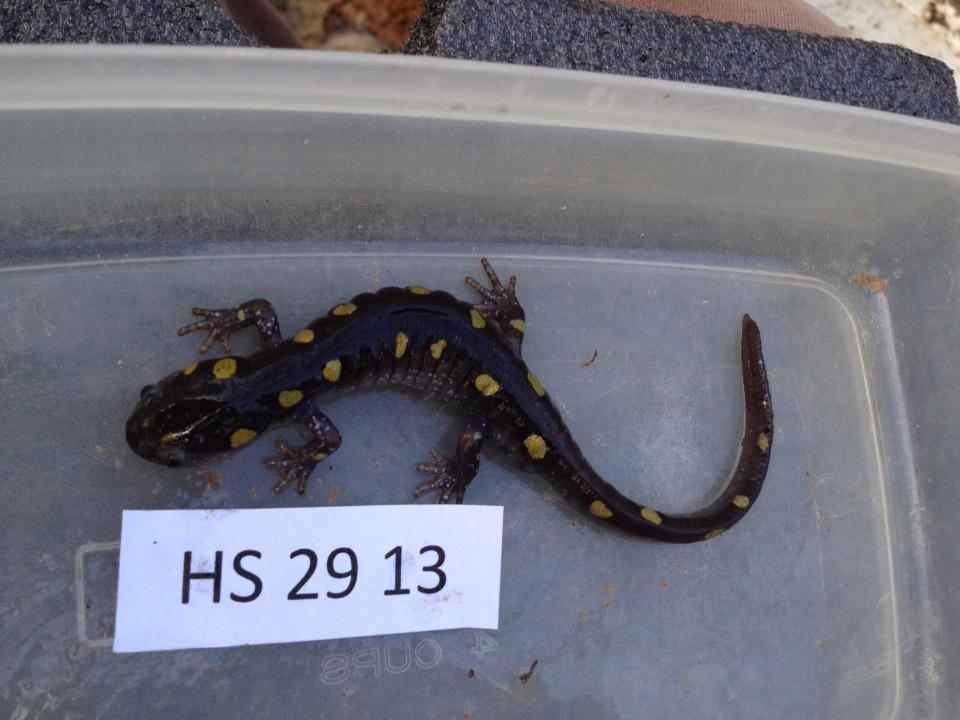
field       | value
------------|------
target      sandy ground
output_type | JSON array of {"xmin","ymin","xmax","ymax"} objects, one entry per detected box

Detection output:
[{"xmin": 270, "ymin": 0, "xmax": 420, "ymax": 50}]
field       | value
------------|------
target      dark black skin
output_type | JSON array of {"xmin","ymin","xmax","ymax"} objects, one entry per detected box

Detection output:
[{"xmin": 127, "ymin": 259, "xmax": 773, "ymax": 542}]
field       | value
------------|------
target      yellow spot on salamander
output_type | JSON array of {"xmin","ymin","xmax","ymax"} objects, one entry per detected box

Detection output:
[
  {"xmin": 641, "ymin": 507, "xmax": 663, "ymax": 525},
  {"xmin": 160, "ymin": 432, "xmax": 177, "ymax": 444},
  {"xmin": 278, "ymin": 389, "xmax": 303, "ymax": 408},
  {"xmin": 407, "ymin": 285, "xmax": 431, "ymax": 295},
  {"xmin": 733, "ymin": 494, "xmax": 751, "ymax": 509},
  {"xmin": 758, "ymin": 432, "xmax": 770, "ymax": 453},
  {"xmin": 523, "ymin": 434, "xmax": 548, "ymax": 460},
  {"xmin": 332, "ymin": 303, "xmax": 357, "ymax": 316},
  {"xmin": 704, "ymin": 529, "xmax": 725, "ymax": 540},
  {"xmin": 230, "ymin": 428, "xmax": 257, "ymax": 448},
  {"xmin": 236, "ymin": 309, "xmax": 246, "ymax": 322},
  {"xmin": 470, "ymin": 309, "xmax": 486, "ymax": 328},
  {"xmin": 430, "ymin": 339, "xmax": 448, "ymax": 359},
  {"xmin": 589, "ymin": 500, "xmax": 614, "ymax": 519},
  {"xmin": 184, "ymin": 361, "xmax": 198, "ymax": 376},
  {"xmin": 294, "ymin": 329, "xmax": 315, "ymax": 344},
  {"xmin": 474, "ymin": 374, "xmax": 501, "ymax": 397},
  {"xmin": 527, "ymin": 371, "xmax": 545, "ymax": 397},
  {"xmin": 312, "ymin": 451, "xmax": 328, "ymax": 461},
  {"xmin": 213, "ymin": 358, "xmax": 237, "ymax": 379},
  {"xmin": 510, "ymin": 318, "xmax": 526, "ymax": 333},
  {"xmin": 323, "ymin": 359, "xmax": 342, "ymax": 382},
  {"xmin": 395, "ymin": 332, "xmax": 409, "ymax": 358}
]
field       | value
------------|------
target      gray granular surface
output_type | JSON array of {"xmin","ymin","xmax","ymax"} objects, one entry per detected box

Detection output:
[
  {"xmin": 0, "ymin": 0, "xmax": 257, "ymax": 46},
  {"xmin": 403, "ymin": 0, "xmax": 960, "ymax": 124}
]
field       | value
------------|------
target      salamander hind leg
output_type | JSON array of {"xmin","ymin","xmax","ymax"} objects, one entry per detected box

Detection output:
[
  {"xmin": 465, "ymin": 258, "xmax": 526, "ymax": 357},
  {"xmin": 177, "ymin": 298, "xmax": 282, "ymax": 353},
  {"xmin": 413, "ymin": 415, "xmax": 487, "ymax": 503},
  {"xmin": 264, "ymin": 403, "xmax": 342, "ymax": 495}
]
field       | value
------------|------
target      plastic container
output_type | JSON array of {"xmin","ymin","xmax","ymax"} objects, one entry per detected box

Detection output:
[{"xmin": 1, "ymin": 46, "xmax": 959, "ymax": 719}]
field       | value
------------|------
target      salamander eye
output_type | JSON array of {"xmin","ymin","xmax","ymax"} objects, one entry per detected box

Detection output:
[{"xmin": 140, "ymin": 385, "xmax": 161, "ymax": 403}]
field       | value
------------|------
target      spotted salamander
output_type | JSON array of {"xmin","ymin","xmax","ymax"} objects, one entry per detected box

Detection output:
[{"xmin": 127, "ymin": 258, "xmax": 773, "ymax": 542}]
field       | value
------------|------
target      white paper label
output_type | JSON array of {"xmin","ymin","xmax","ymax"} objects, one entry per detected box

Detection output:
[{"xmin": 114, "ymin": 505, "xmax": 503, "ymax": 653}]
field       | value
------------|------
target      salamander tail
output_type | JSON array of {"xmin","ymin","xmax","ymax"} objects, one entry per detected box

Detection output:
[{"xmin": 589, "ymin": 314, "xmax": 774, "ymax": 542}]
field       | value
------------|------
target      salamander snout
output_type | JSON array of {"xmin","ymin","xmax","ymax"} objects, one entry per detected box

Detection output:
[
  {"xmin": 125, "ymin": 409, "xmax": 188, "ymax": 467},
  {"xmin": 127, "ymin": 379, "xmax": 265, "ymax": 468}
]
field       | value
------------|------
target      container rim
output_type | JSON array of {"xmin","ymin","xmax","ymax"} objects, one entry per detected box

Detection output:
[{"xmin": 1, "ymin": 45, "xmax": 959, "ymax": 176}]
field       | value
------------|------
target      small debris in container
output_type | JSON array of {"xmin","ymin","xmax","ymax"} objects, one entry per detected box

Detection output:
[
  {"xmin": 518, "ymin": 659, "xmax": 539, "ymax": 684},
  {"xmin": 581, "ymin": 349, "xmax": 598, "ymax": 367},
  {"xmin": 852, "ymin": 272, "xmax": 888, "ymax": 294},
  {"xmin": 602, "ymin": 582, "xmax": 617, "ymax": 607},
  {"xmin": 203, "ymin": 472, "xmax": 223, "ymax": 489}
]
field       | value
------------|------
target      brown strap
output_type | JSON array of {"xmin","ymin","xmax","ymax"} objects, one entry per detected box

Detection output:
[{"xmin": 216, "ymin": 0, "xmax": 305, "ymax": 48}]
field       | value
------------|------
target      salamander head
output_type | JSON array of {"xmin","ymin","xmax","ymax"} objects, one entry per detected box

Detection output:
[{"xmin": 126, "ymin": 359, "xmax": 268, "ymax": 467}]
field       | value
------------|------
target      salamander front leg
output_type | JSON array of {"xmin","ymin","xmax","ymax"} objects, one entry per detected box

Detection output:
[
  {"xmin": 465, "ymin": 258, "xmax": 526, "ymax": 357},
  {"xmin": 413, "ymin": 415, "xmax": 488, "ymax": 504},
  {"xmin": 264, "ymin": 403, "xmax": 342, "ymax": 495},
  {"xmin": 177, "ymin": 298, "xmax": 282, "ymax": 353}
]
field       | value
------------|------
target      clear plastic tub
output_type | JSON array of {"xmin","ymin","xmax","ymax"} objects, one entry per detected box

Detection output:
[{"xmin": 1, "ymin": 46, "xmax": 959, "ymax": 719}]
